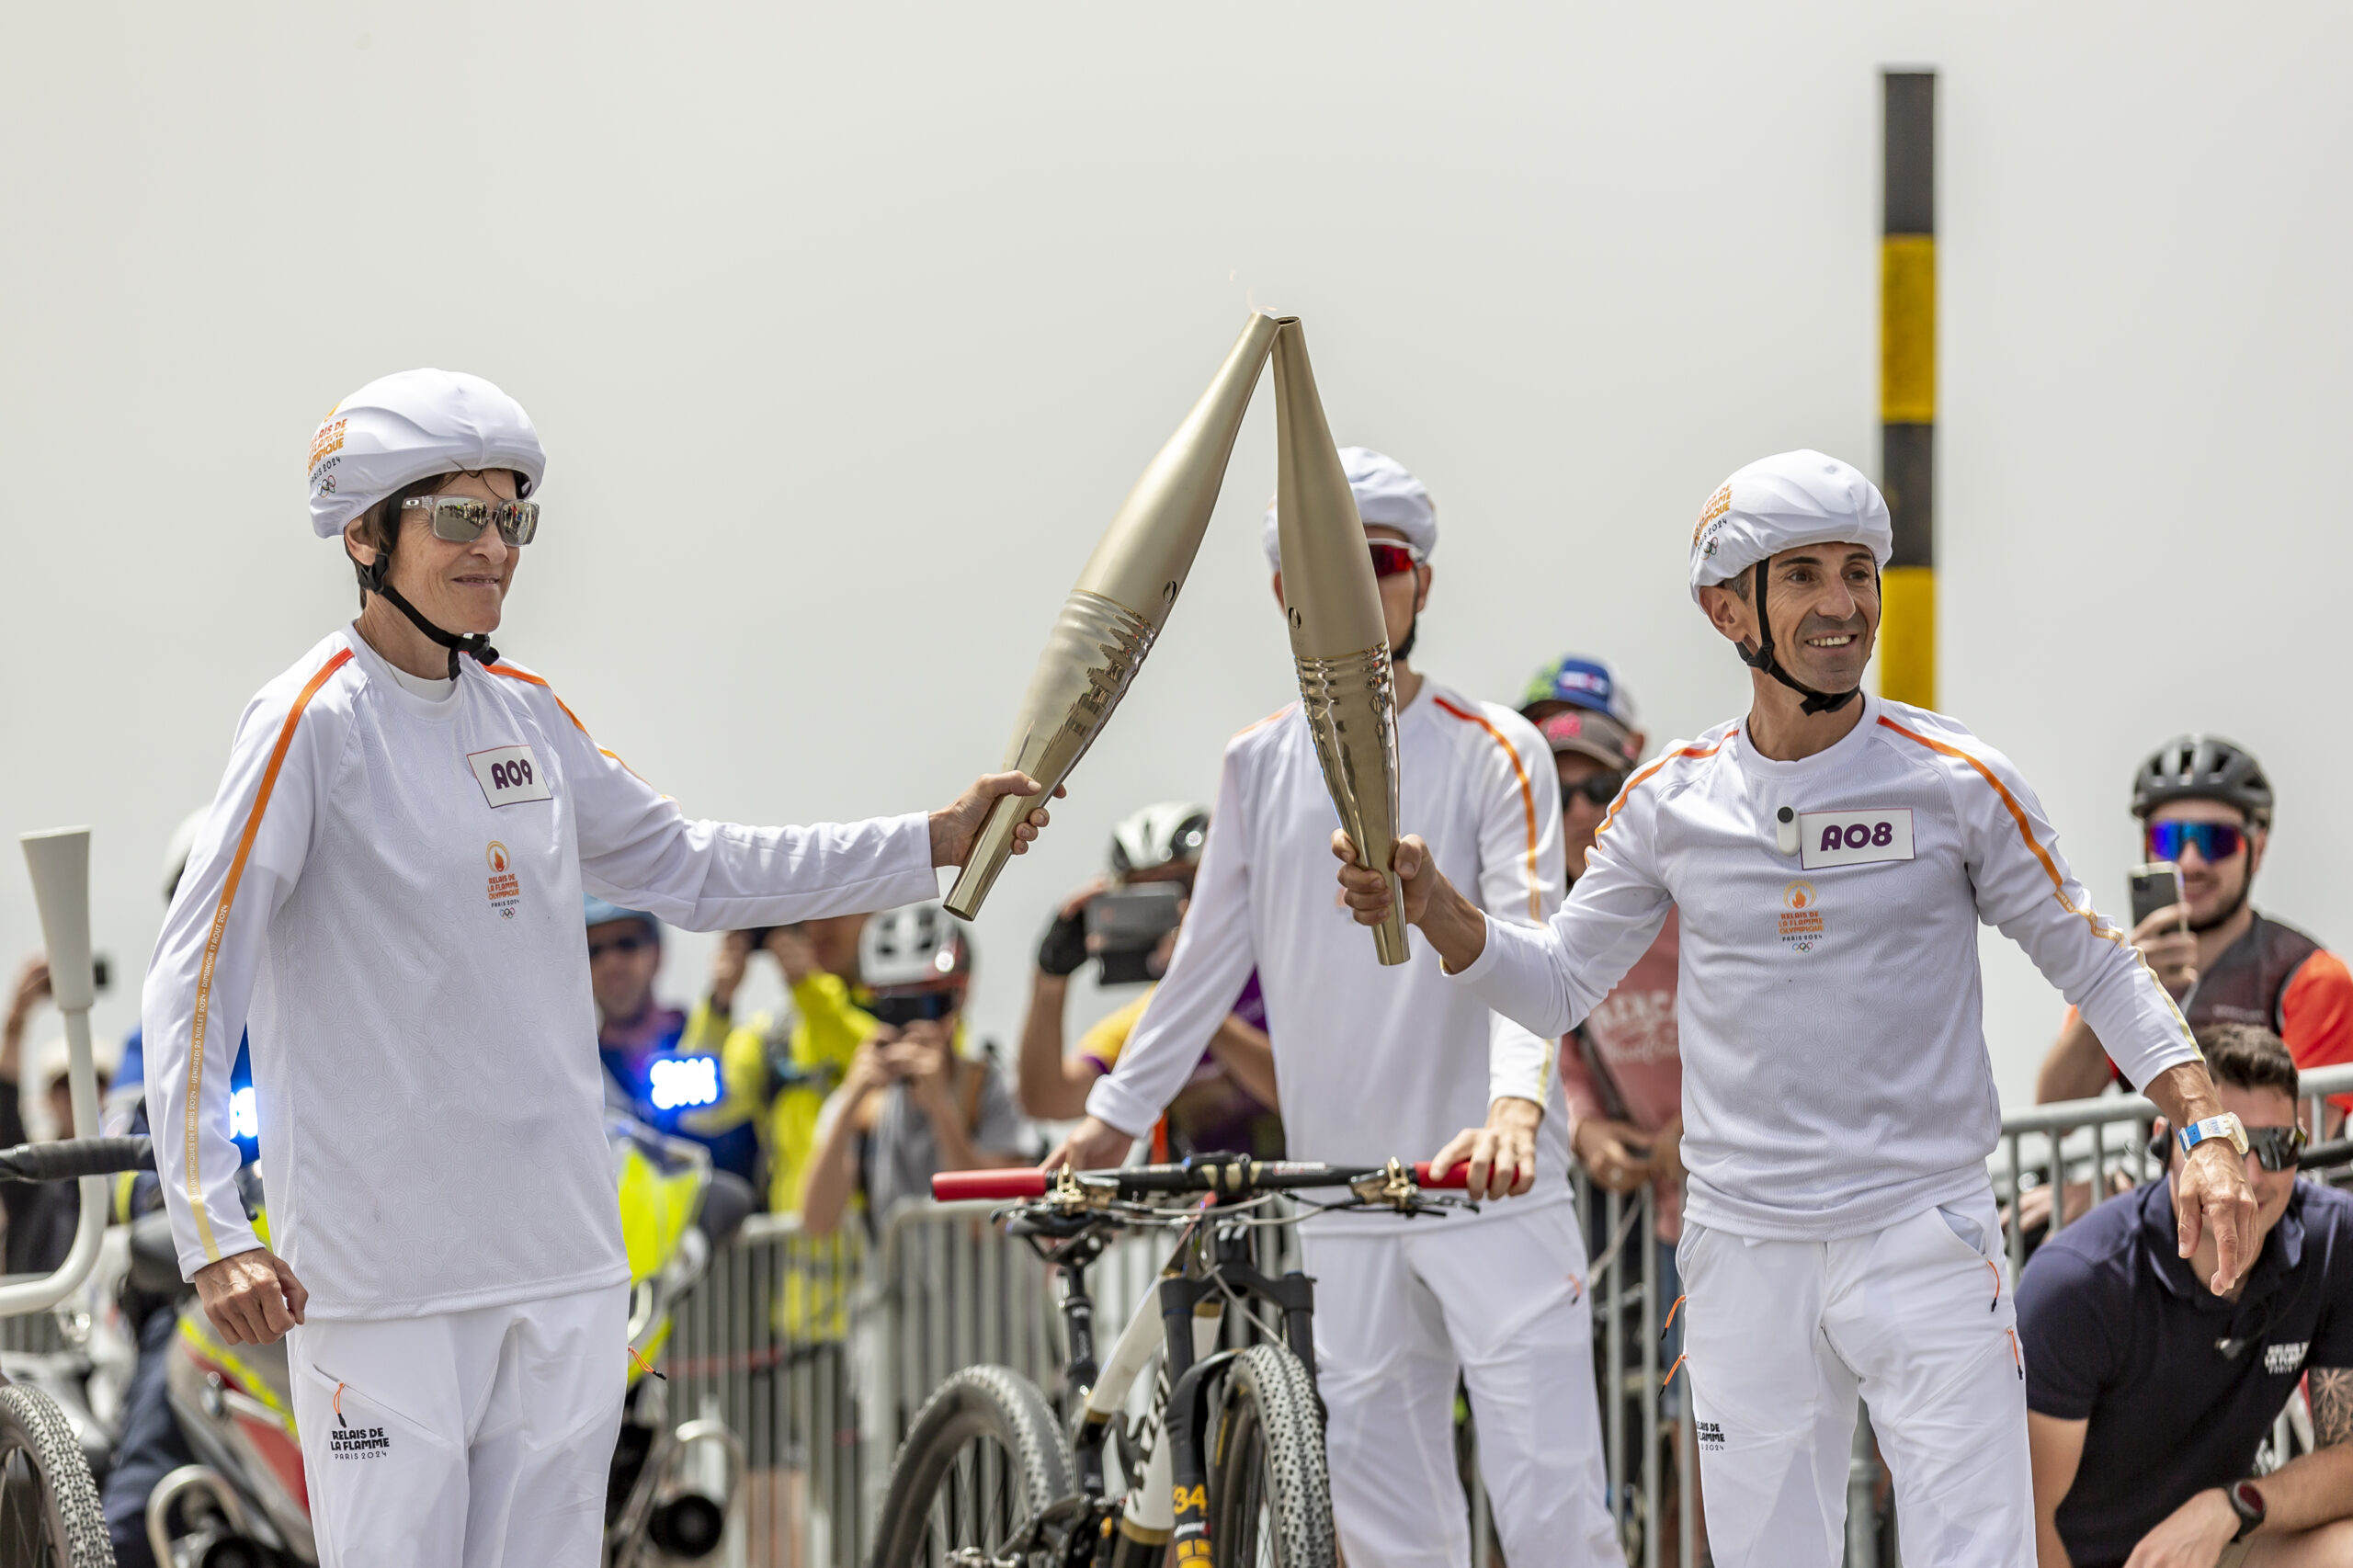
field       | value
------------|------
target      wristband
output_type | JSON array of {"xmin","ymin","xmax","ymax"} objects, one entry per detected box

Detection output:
[
  {"xmin": 2227, "ymin": 1479, "xmax": 2265, "ymax": 1540},
  {"xmin": 2178, "ymin": 1113, "xmax": 2250, "ymax": 1159}
]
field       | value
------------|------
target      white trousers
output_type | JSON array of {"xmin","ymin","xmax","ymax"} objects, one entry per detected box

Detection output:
[
  {"xmin": 1677, "ymin": 1189, "xmax": 2034, "ymax": 1568},
  {"xmin": 1300, "ymin": 1199, "xmax": 1619, "ymax": 1568},
  {"xmin": 285, "ymin": 1283, "xmax": 631, "ymax": 1568}
]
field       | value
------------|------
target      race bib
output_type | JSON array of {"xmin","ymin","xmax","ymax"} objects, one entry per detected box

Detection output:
[
  {"xmin": 1798, "ymin": 808, "xmax": 1914, "ymax": 869},
  {"xmin": 468, "ymin": 744, "xmax": 553, "ymax": 809}
]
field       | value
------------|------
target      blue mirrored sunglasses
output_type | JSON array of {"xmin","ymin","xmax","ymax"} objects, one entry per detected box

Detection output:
[{"xmin": 2146, "ymin": 821, "xmax": 2245, "ymax": 862}]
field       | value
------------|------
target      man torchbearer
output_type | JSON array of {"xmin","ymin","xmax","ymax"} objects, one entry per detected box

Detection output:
[{"xmin": 1336, "ymin": 449, "xmax": 2258, "ymax": 1568}]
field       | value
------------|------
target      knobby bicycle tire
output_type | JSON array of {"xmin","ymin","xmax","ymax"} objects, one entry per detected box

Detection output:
[
  {"xmin": 1209, "ymin": 1344, "xmax": 1334, "ymax": 1568},
  {"xmin": 0, "ymin": 1382, "xmax": 110, "ymax": 1568},
  {"xmin": 870, "ymin": 1364, "xmax": 1074, "ymax": 1567}
]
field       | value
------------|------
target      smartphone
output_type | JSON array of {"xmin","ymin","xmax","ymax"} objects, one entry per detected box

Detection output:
[
  {"xmin": 1086, "ymin": 883, "xmax": 1184, "ymax": 985},
  {"xmin": 2129, "ymin": 862, "xmax": 2184, "ymax": 930}
]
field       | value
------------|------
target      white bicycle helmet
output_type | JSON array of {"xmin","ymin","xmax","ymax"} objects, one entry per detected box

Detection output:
[
  {"xmin": 858, "ymin": 901, "xmax": 972, "ymax": 994},
  {"xmin": 1108, "ymin": 802, "xmax": 1211, "ymax": 883},
  {"xmin": 162, "ymin": 807, "xmax": 210, "ymax": 902}
]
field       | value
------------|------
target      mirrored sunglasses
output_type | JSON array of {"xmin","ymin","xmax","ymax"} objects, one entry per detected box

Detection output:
[
  {"xmin": 2146, "ymin": 821, "xmax": 2244, "ymax": 863},
  {"xmin": 1563, "ymin": 769, "xmax": 1630, "ymax": 812},
  {"xmin": 2245, "ymin": 1124, "xmax": 2307, "ymax": 1172},
  {"xmin": 402, "ymin": 494, "xmax": 540, "ymax": 546},
  {"xmin": 1368, "ymin": 540, "xmax": 1425, "ymax": 578}
]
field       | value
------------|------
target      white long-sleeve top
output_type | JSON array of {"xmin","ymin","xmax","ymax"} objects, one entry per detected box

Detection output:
[
  {"xmin": 142, "ymin": 628, "xmax": 939, "ymax": 1317},
  {"xmin": 1086, "ymin": 676, "xmax": 1571, "ymax": 1232},
  {"xmin": 1455, "ymin": 695, "xmax": 2199, "ymax": 1241}
]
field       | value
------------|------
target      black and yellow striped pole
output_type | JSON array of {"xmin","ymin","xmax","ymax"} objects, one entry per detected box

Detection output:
[{"xmin": 1879, "ymin": 70, "xmax": 1936, "ymax": 707}]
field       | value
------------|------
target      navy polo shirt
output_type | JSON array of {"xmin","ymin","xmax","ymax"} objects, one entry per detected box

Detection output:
[{"xmin": 2016, "ymin": 1176, "xmax": 2353, "ymax": 1568}]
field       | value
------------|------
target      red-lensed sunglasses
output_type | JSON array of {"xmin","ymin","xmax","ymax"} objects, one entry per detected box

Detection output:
[{"xmin": 1368, "ymin": 541, "xmax": 1426, "ymax": 578}]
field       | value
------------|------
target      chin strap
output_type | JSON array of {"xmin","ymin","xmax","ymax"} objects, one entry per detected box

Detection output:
[
  {"xmin": 356, "ymin": 556, "xmax": 496, "ymax": 680},
  {"xmin": 1733, "ymin": 560, "xmax": 1861, "ymax": 716}
]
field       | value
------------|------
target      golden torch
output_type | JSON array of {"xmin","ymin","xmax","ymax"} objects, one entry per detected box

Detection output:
[
  {"xmin": 945, "ymin": 311, "xmax": 1286, "ymax": 918},
  {"xmin": 1270, "ymin": 321, "xmax": 1410, "ymax": 964}
]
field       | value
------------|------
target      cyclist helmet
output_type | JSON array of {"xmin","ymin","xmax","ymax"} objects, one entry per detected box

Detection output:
[
  {"xmin": 583, "ymin": 894, "xmax": 658, "ymax": 937},
  {"xmin": 859, "ymin": 900, "xmax": 972, "ymax": 994},
  {"xmin": 1108, "ymin": 802, "xmax": 1211, "ymax": 883},
  {"xmin": 2131, "ymin": 735, "xmax": 2274, "ymax": 828},
  {"xmin": 161, "ymin": 807, "xmax": 210, "ymax": 902}
]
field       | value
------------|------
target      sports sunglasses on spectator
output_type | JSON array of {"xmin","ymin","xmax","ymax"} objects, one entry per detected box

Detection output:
[
  {"xmin": 1367, "ymin": 540, "xmax": 1426, "ymax": 578},
  {"xmin": 588, "ymin": 932, "xmax": 653, "ymax": 960},
  {"xmin": 2245, "ymin": 1124, "xmax": 2308, "ymax": 1172},
  {"xmin": 2146, "ymin": 821, "xmax": 2245, "ymax": 862},
  {"xmin": 402, "ymin": 494, "xmax": 540, "ymax": 546},
  {"xmin": 1563, "ymin": 769, "xmax": 1630, "ymax": 812}
]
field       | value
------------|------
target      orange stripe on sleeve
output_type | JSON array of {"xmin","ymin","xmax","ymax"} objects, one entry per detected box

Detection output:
[
  {"xmin": 1432, "ymin": 697, "xmax": 1545, "ymax": 922},
  {"xmin": 185, "ymin": 647, "xmax": 352, "ymax": 1261},
  {"xmin": 1594, "ymin": 742, "xmax": 1724, "ymax": 842},
  {"xmin": 484, "ymin": 663, "xmax": 642, "ymax": 778}
]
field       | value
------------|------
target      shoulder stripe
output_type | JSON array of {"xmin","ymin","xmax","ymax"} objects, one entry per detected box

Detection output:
[
  {"xmin": 1431, "ymin": 697, "xmax": 1544, "ymax": 921},
  {"xmin": 1231, "ymin": 704, "xmax": 1294, "ymax": 743},
  {"xmin": 1873, "ymin": 714, "xmax": 2116, "ymax": 938},
  {"xmin": 1595, "ymin": 741, "xmax": 1725, "ymax": 841},
  {"xmin": 485, "ymin": 663, "xmax": 641, "ymax": 777},
  {"xmin": 185, "ymin": 646, "xmax": 352, "ymax": 1262}
]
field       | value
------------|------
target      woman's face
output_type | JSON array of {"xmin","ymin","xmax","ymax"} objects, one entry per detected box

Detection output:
[{"xmin": 349, "ymin": 468, "xmax": 523, "ymax": 635}]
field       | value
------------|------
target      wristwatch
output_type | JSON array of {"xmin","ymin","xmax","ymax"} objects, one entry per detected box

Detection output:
[
  {"xmin": 2227, "ymin": 1479, "xmax": 2266, "ymax": 1540},
  {"xmin": 2178, "ymin": 1113, "xmax": 2251, "ymax": 1159}
]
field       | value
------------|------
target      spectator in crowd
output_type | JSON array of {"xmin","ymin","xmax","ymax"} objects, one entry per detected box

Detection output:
[
  {"xmin": 1017, "ymin": 801, "xmax": 1280, "ymax": 1158},
  {"xmin": 687, "ymin": 913, "xmax": 877, "ymax": 1213},
  {"xmin": 0, "ymin": 955, "xmax": 114, "ymax": 1274},
  {"xmin": 1523, "ymin": 653, "xmax": 1705, "ymax": 1559},
  {"xmin": 588, "ymin": 897, "xmax": 768, "ymax": 1193},
  {"xmin": 2021, "ymin": 1024, "xmax": 2353, "ymax": 1567},
  {"xmin": 800, "ymin": 902, "xmax": 1029, "ymax": 1237},
  {"xmin": 2038, "ymin": 736, "xmax": 2352, "ymax": 1125}
]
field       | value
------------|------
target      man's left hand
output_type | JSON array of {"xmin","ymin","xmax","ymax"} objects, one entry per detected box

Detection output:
[
  {"xmin": 2175, "ymin": 1138, "xmax": 2259, "ymax": 1296},
  {"xmin": 2121, "ymin": 1485, "xmax": 2238, "ymax": 1568},
  {"xmin": 930, "ymin": 773, "xmax": 1064, "ymax": 869},
  {"xmin": 1428, "ymin": 1096, "xmax": 1542, "ymax": 1201}
]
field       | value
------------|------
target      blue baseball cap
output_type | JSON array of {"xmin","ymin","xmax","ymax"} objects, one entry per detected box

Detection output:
[
  {"xmin": 583, "ymin": 895, "xmax": 658, "ymax": 937},
  {"xmin": 1518, "ymin": 655, "xmax": 1641, "ymax": 767}
]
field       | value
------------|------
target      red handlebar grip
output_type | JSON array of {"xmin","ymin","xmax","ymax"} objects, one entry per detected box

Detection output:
[
  {"xmin": 932, "ymin": 1169, "xmax": 1051, "ymax": 1202},
  {"xmin": 1412, "ymin": 1162, "xmax": 1470, "ymax": 1190}
]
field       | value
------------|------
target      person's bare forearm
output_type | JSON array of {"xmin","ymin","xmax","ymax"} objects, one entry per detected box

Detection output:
[
  {"xmin": 1015, "ymin": 973, "xmax": 1093, "ymax": 1119},
  {"xmin": 798, "ymin": 1093, "xmax": 867, "ymax": 1237},
  {"xmin": 1205, "ymin": 1017, "xmax": 1279, "ymax": 1111},
  {"xmin": 2143, "ymin": 1061, "xmax": 2224, "ymax": 1131},
  {"xmin": 2036, "ymin": 1014, "xmax": 2116, "ymax": 1105},
  {"xmin": 2257, "ymin": 1369, "xmax": 2353, "ymax": 1532},
  {"xmin": 1417, "ymin": 871, "xmax": 1489, "ymax": 972}
]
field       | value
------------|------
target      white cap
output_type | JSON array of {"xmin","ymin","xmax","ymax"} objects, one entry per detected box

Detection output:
[
  {"xmin": 1688, "ymin": 449, "xmax": 1892, "ymax": 604},
  {"xmin": 308, "ymin": 369, "xmax": 546, "ymax": 538},
  {"xmin": 1262, "ymin": 447, "xmax": 1436, "ymax": 572}
]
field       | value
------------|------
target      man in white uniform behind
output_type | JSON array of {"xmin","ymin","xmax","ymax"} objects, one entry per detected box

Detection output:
[
  {"xmin": 1054, "ymin": 449, "xmax": 1619, "ymax": 1567},
  {"xmin": 1335, "ymin": 450, "xmax": 2260, "ymax": 1567},
  {"xmin": 142, "ymin": 369, "xmax": 1051, "ymax": 1568}
]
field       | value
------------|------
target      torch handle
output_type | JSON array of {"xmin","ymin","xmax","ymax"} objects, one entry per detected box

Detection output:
[
  {"xmin": 1372, "ymin": 893, "xmax": 1411, "ymax": 966},
  {"xmin": 942, "ymin": 790, "xmax": 1029, "ymax": 921}
]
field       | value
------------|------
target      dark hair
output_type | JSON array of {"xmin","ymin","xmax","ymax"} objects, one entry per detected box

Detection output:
[{"xmin": 2198, "ymin": 1022, "xmax": 2299, "ymax": 1100}]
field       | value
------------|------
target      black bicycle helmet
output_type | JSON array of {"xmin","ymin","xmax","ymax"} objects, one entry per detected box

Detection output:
[{"xmin": 2131, "ymin": 735, "xmax": 2274, "ymax": 827}]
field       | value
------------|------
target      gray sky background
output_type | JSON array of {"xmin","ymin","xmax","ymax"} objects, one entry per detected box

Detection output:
[{"xmin": 4, "ymin": 4, "xmax": 2345, "ymax": 1111}]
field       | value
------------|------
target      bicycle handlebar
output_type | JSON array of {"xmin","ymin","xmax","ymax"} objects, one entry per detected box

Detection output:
[
  {"xmin": 932, "ymin": 1158, "xmax": 1469, "ymax": 1204},
  {"xmin": 0, "ymin": 1135, "xmax": 154, "ymax": 1183}
]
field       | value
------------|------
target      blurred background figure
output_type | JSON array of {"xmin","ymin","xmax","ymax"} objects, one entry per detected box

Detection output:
[
  {"xmin": 0, "ymin": 954, "xmax": 116, "ymax": 1275},
  {"xmin": 1523, "ymin": 653, "xmax": 1707, "ymax": 1561},
  {"xmin": 588, "ymin": 895, "xmax": 768, "ymax": 1195},
  {"xmin": 798, "ymin": 902, "xmax": 1029, "ymax": 1239},
  {"xmin": 688, "ymin": 914, "xmax": 876, "ymax": 1215},
  {"xmin": 1016, "ymin": 801, "xmax": 1280, "ymax": 1158}
]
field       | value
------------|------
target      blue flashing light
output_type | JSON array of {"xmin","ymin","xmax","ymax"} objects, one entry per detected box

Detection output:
[
  {"xmin": 229, "ymin": 1085, "xmax": 259, "ymax": 1142},
  {"xmin": 648, "ymin": 1054, "xmax": 720, "ymax": 1112}
]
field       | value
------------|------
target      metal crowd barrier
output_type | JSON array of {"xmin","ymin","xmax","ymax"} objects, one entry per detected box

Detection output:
[{"xmin": 661, "ymin": 1064, "xmax": 2353, "ymax": 1568}]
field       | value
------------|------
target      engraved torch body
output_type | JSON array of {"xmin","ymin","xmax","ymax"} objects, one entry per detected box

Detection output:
[{"xmin": 1269, "ymin": 322, "xmax": 1410, "ymax": 965}]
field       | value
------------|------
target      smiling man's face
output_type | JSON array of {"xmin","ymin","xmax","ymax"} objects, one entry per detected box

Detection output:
[{"xmin": 1753, "ymin": 542, "xmax": 1880, "ymax": 693}]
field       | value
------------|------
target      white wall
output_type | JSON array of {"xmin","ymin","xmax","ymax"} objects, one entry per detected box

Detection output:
[{"xmin": 4, "ymin": 3, "xmax": 2347, "ymax": 1106}]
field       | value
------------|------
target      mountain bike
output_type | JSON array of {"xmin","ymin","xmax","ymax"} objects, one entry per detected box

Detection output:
[{"xmin": 870, "ymin": 1155, "xmax": 1472, "ymax": 1568}]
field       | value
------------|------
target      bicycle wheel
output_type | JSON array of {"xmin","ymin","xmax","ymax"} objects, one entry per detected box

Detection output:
[
  {"xmin": 0, "ymin": 1382, "xmax": 110, "ymax": 1568},
  {"xmin": 870, "ymin": 1364, "xmax": 1074, "ymax": 1567},
  {"xmin": 1208, "ymin": 1344, "xmax": 1334, "ymax": 1568}
]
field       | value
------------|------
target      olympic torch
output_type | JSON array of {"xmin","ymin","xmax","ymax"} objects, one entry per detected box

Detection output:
[
  {"xmin": 1270, "ymin": 322, "xmax": 1410, "ymax": 965},
  {"xmin": 944, "ymin": 311, "xmax": 1287, "ymax": 918}
]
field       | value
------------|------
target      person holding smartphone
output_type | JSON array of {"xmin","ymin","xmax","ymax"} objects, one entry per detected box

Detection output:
[{"xmin": 2036, "ymin": 736, "xmax": 2353, "ymax": 1134}]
